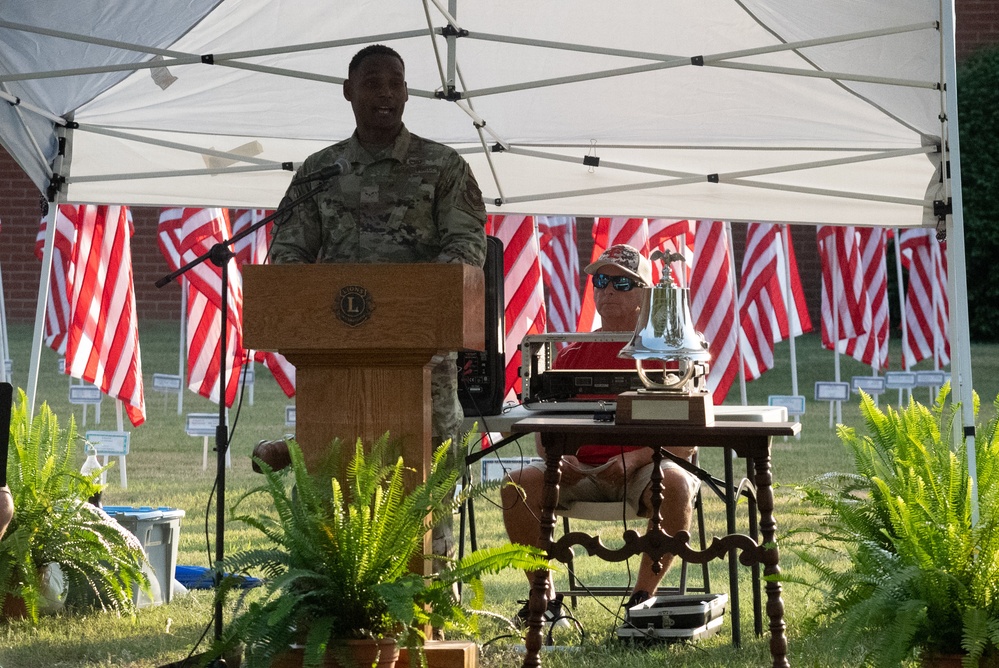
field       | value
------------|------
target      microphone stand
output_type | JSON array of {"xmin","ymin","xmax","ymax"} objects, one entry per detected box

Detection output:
[{"xmin": 155, "ymin": 179, "xmax": 331, "ymax": 664}]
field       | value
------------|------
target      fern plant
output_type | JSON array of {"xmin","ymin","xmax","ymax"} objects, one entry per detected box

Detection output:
[
  {"xmin": 783, "ymin": 387, "xmax": 999, "ymax": 667},
  {"xmin": 211, "ymin": 432, "xmax": 548, "ymax": 668},
  {"xmin": 0, "ymin": 388, "xmax": 148, "ymax": 621}
]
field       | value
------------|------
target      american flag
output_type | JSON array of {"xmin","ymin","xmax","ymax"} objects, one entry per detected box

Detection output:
[
  {"xmin": 157, "ymin": 207, "xmax": 186, "ymax": 276},
  {"xmin": 841, "ymin": 228, "xmax": 890, "ymax": 370},
  {"xmin": 485, "ymin": 215, "xmax": 546, "ymax": 402},
  {"xmin": 231, "ymin": 209, "xmax": 296, "ymax": 397},
  {"xmin": 175, "ymin": 208, "xmax": 244, "ymax": 406},
  {"xmin": 817, "ymin": 226, "xmax": 870, "ymax": 352},
  {"xmin": 738, "ymin": 223, "xmax": 783, "ymax": 380},
  {"xmin": 738, "ymin": 224, "xmax": 813, "ymax": 380},
  {"xmin": 35, "ymin": 206, "xmax": 79, "ymax": 355},
  {"xmin": 578, "ymin": 218, "xmax": 649, "ymax": 332},
  {"xmin": 690, "ymin": 220, "xmax": 738, "ymax": 403},
  {"xmin": 899, "ymin": 228, "xmax": 950, "ymax": 368},
  {"xmin": 230, "ymin": 209, "xmax": 273, "ymax": 266},
  {"xmin": 780, "ymin": 226, "xmax": 814, "ymax": 338},
  {"xmin": 62, "ymin": 205, "xmax": 146, "ymax": 426},
  {"xmin": 536, "ymin": 216, "xmax": 580, "ymax": 335}
]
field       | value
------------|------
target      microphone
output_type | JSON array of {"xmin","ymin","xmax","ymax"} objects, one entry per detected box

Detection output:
[{"xmin": 291, "ymin": 156, "xmax": 352, "ymax": 185}]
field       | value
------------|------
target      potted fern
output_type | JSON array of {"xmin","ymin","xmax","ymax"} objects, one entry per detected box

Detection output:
[
  {"xmin": 210, "ymin": 432, "xmax": 548, "ymax": 668},
  {"xmin": 0, "ymin": 388, "xmax": 148, "ymax": 621},
  {"xmin": 784, "ymin": 387, "xmax": 999, "ymax": 667}
]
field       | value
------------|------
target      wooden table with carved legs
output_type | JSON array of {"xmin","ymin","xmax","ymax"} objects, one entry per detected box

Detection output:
[{"xmin": 510, "ymin": 416, "xmax": 800, "ymax": 668}]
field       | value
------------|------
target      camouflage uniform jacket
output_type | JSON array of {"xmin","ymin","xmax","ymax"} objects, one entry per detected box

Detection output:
[
  {"xmin": 269, "ymin": 125, "xmax": 487, "ymax": 266},
  {"xmin": 269, "ymin": 126, "xmax": 487, "ymax": 450}
]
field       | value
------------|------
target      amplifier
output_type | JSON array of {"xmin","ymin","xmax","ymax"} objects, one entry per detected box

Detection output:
[
  {"xmin": 520, "ymin": 332, "xmax": 639, "ymax": 411},
  {"xmin": 457, "ymin": 236, "xmax": 505, "ymax": 417}
]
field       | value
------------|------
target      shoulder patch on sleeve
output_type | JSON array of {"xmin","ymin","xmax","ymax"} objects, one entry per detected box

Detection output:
[{"xmin": 461, "ymin": 169, "xmax": 487, "ymax": 214}]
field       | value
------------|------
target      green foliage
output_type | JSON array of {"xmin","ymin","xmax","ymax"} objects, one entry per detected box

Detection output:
[
  {"xmin": 212, "ymin": 432, "xmax": 548, "ymax": 668},
  {"xmin": 0, "ymin": 388, "xmax": 149, "ymax": 622},
  {"xmin": 958, "ymin": 45, "xmax": 999, "ymax": 341},
  {"xmin": 783, "ymin": 387, "xmax": 999, "ymax": 666}
]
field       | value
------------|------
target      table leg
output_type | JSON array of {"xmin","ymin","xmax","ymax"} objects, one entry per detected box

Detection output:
[
  {"xmin": 724, "ymin": 446, "xmax": 741, "ymax": 647},
  {"xmin": 521, "ymin": 446, "xmax": 564, "ymax": 668},
  {"xmin": 746, "ymin": 456, "xmax": 763, "ymax": 637},
  {"xmin": 754, "ymin": 454, "xmax": 789, "ymax": 668}
]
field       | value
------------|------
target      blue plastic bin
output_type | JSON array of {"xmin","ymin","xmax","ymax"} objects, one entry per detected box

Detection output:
[{"xmin": 103, "ymin": 506, "xmax": 185, "ymax": 606}]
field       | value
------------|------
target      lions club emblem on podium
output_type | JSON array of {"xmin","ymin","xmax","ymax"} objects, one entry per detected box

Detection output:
[{"xmin": 334, "ymin": 285, "xmax": 374, "ymax": 327}]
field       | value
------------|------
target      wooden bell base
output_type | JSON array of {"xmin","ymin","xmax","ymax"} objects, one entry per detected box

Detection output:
[{"xmin": 615, "ymin": 390, "xmax": 714, "ymax": 426}]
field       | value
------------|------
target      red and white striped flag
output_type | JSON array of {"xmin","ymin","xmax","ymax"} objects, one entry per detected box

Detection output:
[
  {"xmin": 737, "ymin": 224, "xmax": 813, "ymax": 380},
  {"xmin": 175, "ymin": 208, "xmax": 244, "ymax": 406},
  {"xmin": 62, "ymin": 205, "xmax": 146, "ymax": 426},
  {"xmin": 157, "ymin": 207, "xmax": 186, "ymax": 276},
  {"xmin": 536, "ymin": 216, "xmax": 580, "ymax": 335},
  {"xmin": 738, "ymin": 224, "xmax": 783, "ymax": 380},
  {"xmin": 690, "ymin": 220, "xmax": 738, "ymax": 403},
  {"xmin": 778, "ymin": 226, "xmax": 813, "ymax": 339},
  {"xmin": 899, "ymin": 228, "xmax": 950, "ymax": 368},
  {"xmin": 231, "ymin": 209, "xmax": 296, "ymax": 397},
  {"xmin": 35, "ymin": 207, "xmax": 79, "ymax": 355},
  {"xmin": 230, "ymin": 209, "xmax": 273, "ymax": 267},
  {"xmin": 817, "ymin": 226, "xmax": 870, "ymax": 352},
  {"xmin": 578, "ymin": 218, "xmax": 649, "ymax": 332},
  {"xmin": 840, "ymin": 228, "xmax": 890, "ymax": 370},
  {"xmin": 485, "ymin": 215, "xmax": 546, "ymax": 402}
]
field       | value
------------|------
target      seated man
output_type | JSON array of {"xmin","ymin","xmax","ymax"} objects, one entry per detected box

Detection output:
[{"xmin": 500, "ymin": 244, "xmax": 698, "ymax": 624}]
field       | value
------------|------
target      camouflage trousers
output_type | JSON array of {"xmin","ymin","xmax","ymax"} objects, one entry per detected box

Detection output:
[{"xmin": 431, "ymin": 353, "xmax": 462, "ymax": 564}]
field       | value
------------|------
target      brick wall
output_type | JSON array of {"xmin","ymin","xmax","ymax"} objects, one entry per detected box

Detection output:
[
  {"xmin": 956, "ymin": 0, "xmax": 999, "ymax": 62},
  {"xmin": 0, "ymin": 148, "xmax": 182, "ymax": 323},
  {"xmin": 1, "ymin": 4, "xmax": 995, "ymax": 325}
]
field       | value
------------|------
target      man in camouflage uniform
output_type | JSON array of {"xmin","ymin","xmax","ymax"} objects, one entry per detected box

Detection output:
[{"xmin": 269, "ymin": 44, "xmax": 487, "ymax": 560}]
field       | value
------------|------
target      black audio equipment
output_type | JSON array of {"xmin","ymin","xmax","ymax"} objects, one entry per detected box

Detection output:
[{"xmin": 457, "ymin": 236, "xmax": 505, "ymax": 416}]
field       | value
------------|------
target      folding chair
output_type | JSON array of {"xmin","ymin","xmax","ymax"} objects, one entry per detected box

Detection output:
[
  {"xmin": 554, "ymin": 451, "xmax": 711, "ymax": 606},
  {"xmin": 550, "ymin": 450, "xmax": 761, "ymax": 646}
]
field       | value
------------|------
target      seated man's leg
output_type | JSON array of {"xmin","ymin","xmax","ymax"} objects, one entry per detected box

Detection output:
[
  {"xmin": 629, "ymin": 462, "xmax": 697, "ymax": 602},
  {"xmin": 501, "ymin": 465, "xmax": 548, "ymax": 586}
]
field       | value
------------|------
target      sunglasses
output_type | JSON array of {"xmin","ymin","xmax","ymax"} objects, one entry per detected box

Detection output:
[{"xmin": 592, "ymin": 273, "xmax": 645, "ymax": 291}]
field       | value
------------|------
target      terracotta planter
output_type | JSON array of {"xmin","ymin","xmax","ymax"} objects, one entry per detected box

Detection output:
[
  {"xmin": 270, "ymin": 638, "xmax": 399, "ymax": 668},
  {"xmin": 922, "ymin": 652, "xmax": 966, "ymax": 668},
  {"xmin": 1, "ymin": 594, "xmax": 28, "ymax": 621}
]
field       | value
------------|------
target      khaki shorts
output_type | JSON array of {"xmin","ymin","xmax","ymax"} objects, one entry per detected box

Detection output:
[{"xmin": 524, "ymin": 457, "xmax": 698, "ymax": 517}]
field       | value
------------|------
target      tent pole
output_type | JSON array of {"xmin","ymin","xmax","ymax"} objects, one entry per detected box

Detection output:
[
  {"xmin": 893, "ymin": 228, "xmax": 909, "ymax": 404},
  {"xmin": 26, "ymin": 125, "xmax": 68, "ymax": 420},
  {"xmin": 178, "ymin": 277, "xmax": 186, "ymax": 415},
  {"xmin": 940, "ymin": 0, "xmax": 977, "ymax": 523}
]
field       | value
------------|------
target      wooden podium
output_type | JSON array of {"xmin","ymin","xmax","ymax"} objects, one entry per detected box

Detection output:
[{"xmin": 242, "ymin": 263, "xmax": 484, "ymax": 486}]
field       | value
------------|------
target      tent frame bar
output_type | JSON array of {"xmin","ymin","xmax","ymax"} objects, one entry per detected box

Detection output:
[{"xmin": 464, "ymin": 22, "xmax": 937, "ymax": 63}]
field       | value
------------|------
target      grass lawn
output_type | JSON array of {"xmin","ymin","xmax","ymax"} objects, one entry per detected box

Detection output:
[{"xmin": 1, "ymin": 320, "xmax": 996, "ymax": 667}]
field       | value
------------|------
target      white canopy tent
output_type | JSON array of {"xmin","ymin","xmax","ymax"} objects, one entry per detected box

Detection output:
[{"xmin": 0, "ymin": 0, "xmax": 976, "ymax": 511}]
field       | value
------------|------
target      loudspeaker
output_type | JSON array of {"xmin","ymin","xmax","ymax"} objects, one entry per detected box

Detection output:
[{"xmin": 457, "ymin": 236, "xmax": 505, "ymax": 417}]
